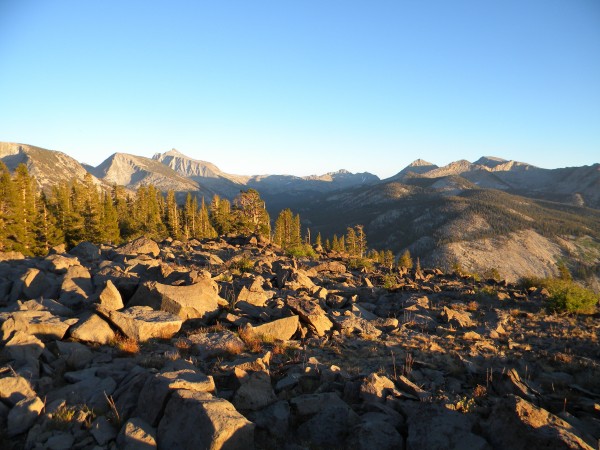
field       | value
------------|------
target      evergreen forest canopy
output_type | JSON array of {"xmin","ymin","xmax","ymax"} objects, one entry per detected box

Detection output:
[{"xmin": 0, "ymin": 163, "xmax": 394, "ymax": 263}]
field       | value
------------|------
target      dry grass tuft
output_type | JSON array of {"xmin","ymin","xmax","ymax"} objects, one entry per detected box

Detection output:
[
  {"xmin": 238, "ymin": 326, "xmax": 263, "ymax": 353},
  {"xmin": 112, "ymin": 334, "xmax": 140, "ymax": 354},
  {"xmin": 224, "ymin": 340, "xmax": 245, "ymax": 356}
]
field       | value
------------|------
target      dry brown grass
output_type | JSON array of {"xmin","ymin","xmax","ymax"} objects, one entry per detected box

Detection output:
[
  {"xmin": 473, "ymin": 384, "xmax": 487, "ymax": 397},
  {"xmin": 224, "ymin": 340, "xmax": 245, "ymax": 356},
  {"xmin": 238, "ymin": 326, "xmax": 263, "ymax": 353},
  {"xmin": 466, "ymin": 300, "xmax": 479, "ymax": 312},
  {"xmin": 112, "ymin": 334, "xmax": 140, "ymax": 354},
  {"xmin": 174, "ymin": 338, "xmax": 192, "ymax": 351}
]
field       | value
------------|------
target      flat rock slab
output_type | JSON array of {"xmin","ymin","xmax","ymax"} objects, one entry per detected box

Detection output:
[
  {"xmin": 158, "ymin": 390, "xmax": 254, "ymax": 450},
  {"xmin": 108, "ymin": 306, "xmax": 182, "ymax": 341},
  {"xmin": 157, "ymin": 369, "xmax": 215, "ymax": 393},
  {"xmin": 249, "ymin": 315, "xmax": 299, "ymax": 341},
  {"xmin": 1, "ymin": 310, "xmax": 76, "ymax": 341},
  {"xmin": 188, "ymin": 331, "xmax": 245, "ymax": 359},
  {"xmin": 128, "ymin": 280, "xmax": 221, "ymax": 320}
]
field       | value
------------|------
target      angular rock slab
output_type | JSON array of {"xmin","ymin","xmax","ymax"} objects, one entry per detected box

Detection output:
[
  {"xmin": 108, "ymin": 306, "xmax": 182, "ymax": 342},
  {"xmin": 7, "ymin": 396, "xmax": 44, "ymax": 437},
  {"xmin": 1, "ymin": 310, "xmax": 75, "ymax": 341},
  {"xmin": 441, "ymin": 306, "xmax": 475, "ymax": 328},
  {"xmin": 484, "ymin": 395, "xmax": 594, "ymax": 450},
  {"xmin": 117, "ymin": 417, "xmax": 157, "ymax": 449},
  {"xmin": 188, "ymin": 331, "xmax": 245, "ymax": 359},
  {"xmin": 128, "ymin": 280, "xmax": 221, "ymax": 320},
  {"xmin": 59, "ymin": 265, "xmax": 93, "ymax": 306},
  {"xmin": 0, "ymin": 376, "xmax": 36, "ymax": 406},
  {"xmin": 158, "ymin": 390, "xmax": 254, "ymax": 450},
  {"xmin": 69, "ymin": 313, "xmax": 115, "ymax": 345},
  {"xmin": 249, "ymin": 315, "xmax": 299, "ymax": 341},
  {"xmin": 233, "ymin": 371, "xmax": 277, "ymax": 411},
  {"xmin": 287, "ymin": 298, "xmax": 332, "ymax": 336},
  {"xmin": 406, "ymin": 403, "xmax": 490, "ymax": 450},
  {"xmin": 116, "ymin": 237, "xmax": 160, "ymax": 258},
  {"xmin": 97, "ymin": 279, "xmax": 124, "ymax": 311}
]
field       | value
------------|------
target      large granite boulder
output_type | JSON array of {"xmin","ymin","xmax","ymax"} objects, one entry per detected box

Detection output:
[{"xmin": 128, "ymin": 280, "xmax": 222, "ymax": 320}]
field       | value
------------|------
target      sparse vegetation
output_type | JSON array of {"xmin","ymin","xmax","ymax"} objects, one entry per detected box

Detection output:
[
  {"xmin": 520, "ymin": 276, "xmax": 598, "ymax": 314},
  {"xmin": 111, "ymin": 333, "xmax": 140, "ymax": 354},
  {"xmin": 230, "ymin": 256, "xmax": 255, "ymax": 274}
]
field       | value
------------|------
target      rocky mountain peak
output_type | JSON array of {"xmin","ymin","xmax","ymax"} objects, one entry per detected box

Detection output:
[
  {"xmin": 474, "ymin": 156, "xmax": 508, "ymax": 168},
  {"xmin": 408, "ymin": 158, "xmax": 436, "ymax": 168}
]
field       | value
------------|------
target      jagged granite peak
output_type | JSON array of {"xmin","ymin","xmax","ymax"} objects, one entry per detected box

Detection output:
[
  {"xmin": 0, "ymin": 142, "xmax": 106, "ymax": 189},
  {"xmin": 474, "ymin": 156, "xmax": 508, "ymax": 168},
  {"xmin": 386, "ymin": 159, "xmax": 438, "ymax": 181},
  {"xmin": 474, "ymin": 156, "xmax": 535, "ymax": 172},
  {"xmin": 408, "ymin": 158, "xmax": 437, "ymax": 168},
  {"xmin": 93, "ymin": 152, "xmax": 201, "ymax": 192},
  {"xmin": 152, "ymin": 148, "xmax": 247, "ymax": 184},
  {"xmin": 304, "ymin": 169, "xmax": 379, "ymax": 183}
]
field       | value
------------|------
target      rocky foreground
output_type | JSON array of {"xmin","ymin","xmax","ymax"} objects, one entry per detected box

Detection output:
[{"xmin": 0, "ymin": 236, "xmax": 598, "ymax": 449}]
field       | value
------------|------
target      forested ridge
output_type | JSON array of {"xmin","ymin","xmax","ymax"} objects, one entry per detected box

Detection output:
[{"xmin": 0, "ymin": 163, "xmax": 390, "ymax": 261}]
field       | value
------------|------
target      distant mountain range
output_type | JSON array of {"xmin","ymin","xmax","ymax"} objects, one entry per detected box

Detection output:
[{"xmin": 1, "ymin": 141, "xmax": 599, "ymax": 283}]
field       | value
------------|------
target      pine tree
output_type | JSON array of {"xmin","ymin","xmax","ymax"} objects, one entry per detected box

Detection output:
[
  {"xmin": 398, "ymin": 250, "xmax": 413, "ymax": 270},
  {"xmin": 165, "ymin": 190, "xmax": 181, "ymax": 239},
  {"xmin": 183, "ymin": 193, "xmax": 196, "ymax": 240},
  {"xmin": 0, "ymin": 162, "xmax": 16, "ymax": 251},
  {"xmin": 273, "ymin": 209, "xmax": 301, "ymax": 250},
  {"xmin": 332, "ymin": 234, "xmax": 339, "ymax": 252},
  {"xmin": 355, "ymin": 225, "xmax": 366, "ymax": 257},
  {"xmin": 346, "ymin": 227, "xmax": 357, "ymax": 256},
  {"xmin": 232, "ymin": 189, "xmax": 270, "ymax": 236},
  {"xmin": 100, "ymin": 191, "xmax": 120, "ymax": 244},
  {"xmin": 210, "ymin": 195, "xmax": 233, "ymax": 235},
  {"xmin": 196, "ymin": 197, "xmax": 217, "ymax": 239},
  {"xmin": 80, "ymin": 173, "xmax": 102, "ymax": 243},
  {"xmin": 315, "ymin": 232, "xmax": 322, "ymax": 248},
  {"xmin": 383, "ymin": 250, "xmax": 395, "ymax": 269},
  {"xmin": 33, "ymin": 192, "xmax": 63, "ymax": 255},
  {"xmin": 12, "ymin": 164, "xmax": 37, "ymax": 253}
]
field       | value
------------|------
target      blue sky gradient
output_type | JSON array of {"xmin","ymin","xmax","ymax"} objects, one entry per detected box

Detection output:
[{"xmin": 0, "ymin": 0, "xmax": 598, "ymax": 178}]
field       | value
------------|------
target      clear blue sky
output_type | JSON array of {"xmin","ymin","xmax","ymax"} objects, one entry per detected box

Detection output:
[{"xmin": 1, "ymin": 0, "xmax": 598, "ymax": 178}]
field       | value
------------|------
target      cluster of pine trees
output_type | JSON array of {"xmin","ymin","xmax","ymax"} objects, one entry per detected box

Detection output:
[
  {"xmin": 0, "ymin": 164, "xmax": 272, "ymax": 256},
  {"xmin": 0, "ymin": 163, "xmax": 398, "ymax": 265}
]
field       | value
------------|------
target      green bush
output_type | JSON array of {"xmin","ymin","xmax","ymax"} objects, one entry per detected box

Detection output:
[
  {"xmin": 545, "ymin": 278, "xmax": 598, "ymax": 314},
  {"xmin": 382, "ymin": 273, "xmax": 398, "ymax": 289},
  {"xmin": 286, "ymin": 244, "xmax": 317, "ymax": 259},
  {"xmin": 231, "ymin": 257, "xmax": 254, "ymax": 273},
  {"xmin": 520, "ymin": 276, "xmax": 598, "ymax": 314},
  {"xmin": 348, "ymin": 257, "xmax": 374, "ymax": 272}
]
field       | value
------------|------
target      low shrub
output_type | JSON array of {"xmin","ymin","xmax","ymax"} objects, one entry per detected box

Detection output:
[
  {"xmin": 348, "ymin": 257, "xmax": 374, "ymax": 272},
  {"xmin": 286, "ymin": 244, "xmax": 317, "ymax": 259},
  {"xmin": 520, "ymin": 276, "xmax": 598, "ymax": 314}
]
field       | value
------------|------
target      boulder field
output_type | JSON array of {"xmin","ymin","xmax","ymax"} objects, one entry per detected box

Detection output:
[{"xmin": 0, "ymin": 235, "xmax": 598, "ymax": 449}]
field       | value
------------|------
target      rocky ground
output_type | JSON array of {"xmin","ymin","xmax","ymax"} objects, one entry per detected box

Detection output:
[{"xmin": 0, "ymin": 236, "xmax": 598, "ymax": 449}]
